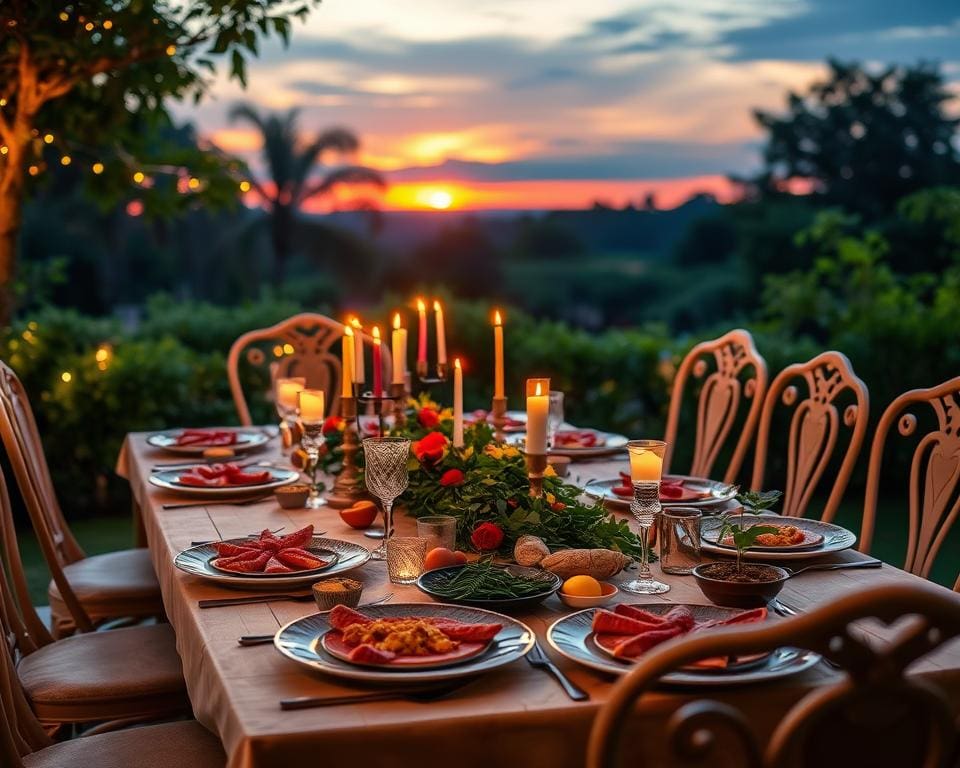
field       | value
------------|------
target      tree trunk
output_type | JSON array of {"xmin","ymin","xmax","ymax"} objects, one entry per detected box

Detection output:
[
  {"xmin": 0, "ymin": 136, "xmax": 26, "ymax": 327},
  {"xmin": 270, "ymin": 203, "xmax": 294, "ymax": 286}
]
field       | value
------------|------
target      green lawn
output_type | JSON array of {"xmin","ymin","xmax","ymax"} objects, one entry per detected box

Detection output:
[{"xmin": 15, "ymin": 495, "xmax": 959, "ymax": 608}]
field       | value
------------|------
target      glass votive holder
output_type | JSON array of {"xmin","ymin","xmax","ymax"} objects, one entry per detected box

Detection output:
[
  {"xmin": 416, "ymin": 515, "xmax": 458, "ymax": 552},
  {"xmin": 386, "ymin": 537, "xmax": 427, "ymax": 584},
  {"xmin": 658, "ymin": 507, "xmax": 702, "ymax": 575}
]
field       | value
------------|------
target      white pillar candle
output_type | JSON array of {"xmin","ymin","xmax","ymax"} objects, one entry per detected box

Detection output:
[
  {"xmin": 350, "ymin": 317, "xmax": 365, "ymax": 385},
  {"xmin": 298, "ymin": 388, "xmax": 325, "ymax": 425},
  {"xmin": 525, "ymin": 378, "xmax": 550, "ymax": 454},
  {"xmin": 433, "ymin": 300, "xmax": 447, "ymax": 366},
  {"xmin": 391, "ymin": 313, "xmax": 407, "ymax": 385},
  {"xmin": 493, "ymin": 310, "xmax": 504, "ymax": 399},
  {"xmin": 341, "ymin": 326, "xmax": 354, "ymax": 399},
  {"xmin": 453, "ymin": 358, "xmax": 464, "ymax": 448}
]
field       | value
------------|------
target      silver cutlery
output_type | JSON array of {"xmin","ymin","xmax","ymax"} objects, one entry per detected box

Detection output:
[
  {"xmin": 280, "ymin": 676, "xmax": 474, "ymax": 710},
  {"xmin": 162, "ymin": 494, "xmax": 273, "ymax": 510},
  {"xmin": 784, "ymin": 559, "xmax": 882, "ymax": 579},
  {"xmin": 237, "ymin": 594, "xmax": 395, "ymax": 644},
  {"xmin": 769, "ymin": 599, "xmax": 842, "ymax": 669},
  {"xmin": 199, "ymin": 592, "xmax": 315, "ymax": 609},
  {"xmin": 525, "ymin": 640, "xmax": 589, "ymax": 701}
]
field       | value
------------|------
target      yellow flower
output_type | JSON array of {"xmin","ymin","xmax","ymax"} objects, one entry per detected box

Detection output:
[
  {"xmin": 502, "ymin": 445, "xmax": 521, "ymax": 459},
  {"xmin": 484, "ymin": 444, "xmax": 504, "ymax": 460},
  {"xmin": 544, "ymin": 464, "xmax": 557, "ymax": 477},
  {"xmin": 439, "ymin": 407, "xmax": 453, "ymax": 421},
  {"xmin": 462, "ymin": 446, "xmax": 475, "ymax": 460},
  {"xmin": 545, "ymin": 492, "xmax": 557, "ymax": 505}
]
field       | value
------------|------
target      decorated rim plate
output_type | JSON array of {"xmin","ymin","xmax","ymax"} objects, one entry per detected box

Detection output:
[
  {"xmin": 147, "ymin": 429, "xmax": 270, "ymax": 455},
  {"xmin": 507, "ymin": 430, "xmax": 629, "ymax": 458},
  {"xmin": 417, "ymin": 564, "xmax": 562, "ymax": 610},
  {"xmin": 584, "ymin": 475, "xmax": 739, "ymax": 509},
  {"xmin": 149, "ymin": 465, "xmax": 299, "ymax": 496},
  {"xmin": 321, "ymin": 631, "xmax": 493, "ymax": 669},
  {"xmin": 705, "ymin": 525, "xmax": 824, "ymax": 552},
  {"xmin": 701, "ymin": 515, "xmax": 857, "ymax": 561},
  {"xmin": 548, "ymin": 604, "xmax": 820, "ymax": 686},
  {"xmin": 275, "ymin": 602, "xmax": 535, "ymax": 683},
  {"xmin": 207, "ymin": 543, "xmax": 340, "ymax": 578},
  {"xmin": 174, "ymin": 537, "xmax": 371, "ymax": 589}
]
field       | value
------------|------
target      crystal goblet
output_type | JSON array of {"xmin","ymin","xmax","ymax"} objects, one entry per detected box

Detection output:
[
  {"xmin": 622, "ymin": 439, "xmax": 670, "ymax": 595},
  {"xmin": 362, "ymin": 437, "xmax": 411, "ymax": 560}
]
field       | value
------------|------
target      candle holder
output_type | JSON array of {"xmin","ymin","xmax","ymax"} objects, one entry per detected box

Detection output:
[
  {"xmin": 326, "ymin": 396, "xmax": 367, "ymax": 509},
  {"xmin": 491, "ymin": 396, "xmax": 508, "ymax": 444},
  {"xmin": 299, "ymin": 422, "xmax": 326, "ymax": 509},
  {"xmin": 525, "ymin": 452, "xmax": 548, "ymax": 498},
  {"xmin": 357, "ymin": 391, "xmax": 403, "ymax": 437},
  {"xmin": 390, "ymin": 382, "xmax": 407, "ymax": 428},
  {"xmin": 416, "ymin": 359, "xmax": 448, "ymax": 385}
]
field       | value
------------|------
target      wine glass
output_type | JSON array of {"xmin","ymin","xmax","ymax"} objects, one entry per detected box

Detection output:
[
  {"xmin": 362, "ymin": 437, "xmax": 412, "ymax": 560},
  {"xmin": 296, "ymin": 389, "xmax": 326, "ymax": 509},
  {"xmin": 275, "ymin": 376, "xmax": 305, "ymax": 432},
  {"xmin": 547, "ymin": 390, "xmax": 565, "ymax": 449},
  {"xmin": 622, "ymin": 439, "xmax": 670, "ymax": 594}
]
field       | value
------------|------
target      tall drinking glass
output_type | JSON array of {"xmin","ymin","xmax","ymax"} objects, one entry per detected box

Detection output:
[
  {"xmin": 275, "ymin": 376, "xmax": 306, "ymax": 428},
  {"xmin": 547, "ymin": 390, "xmax": 565, "ymax": 449},
  {"xmin": 362, "ymin": 437, "xmax": 411, "ymax": 560},
  {"xmin": 623, "ymin": 439, "xmax": 669, "ymax": 594}
]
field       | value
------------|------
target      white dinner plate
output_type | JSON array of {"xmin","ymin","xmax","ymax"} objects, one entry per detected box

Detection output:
[
  {"xmin": 149, "ymin": 465, "xmax": 299, "ymax": 496},
  {"xmin": 174, "ymin": 537, "xmax": 371, "ymax": 589},
  {"xmin": 700, "ymin": 514, "xmax": 857, "ymax": 561},
  {"xmin": 147, "ymin": 428, "xmax": 270, "ymax": 455},
  {"xmin": 584, "ymin": 475, "xmax": 739, "ymax": 509},
  {"xmin": 507, "ymin": 430, "xmax": 630, "ymax": 458}
]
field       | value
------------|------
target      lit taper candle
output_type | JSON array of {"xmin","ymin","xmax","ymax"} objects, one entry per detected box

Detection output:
[
  {"xmin": 391, "ymin": 312, "xmax": 407, "ymax": 385},
  {"xmin": 341, "ymin": 326, "xmax": 354, "ymax": 398},
  {"xmin": 525, "ymin": 378, "xmax": 550, "ymax": 454},
  {"xmin": 433, "ymin": 300, "xmax": 447, "ymax": 366},
  {"xmin": 453, "ymin": 358, "xmax": 464, "ymax": 448},
  {"xmin": 493, "ymin": 310, "xmax": 504, "ymax": 399}
]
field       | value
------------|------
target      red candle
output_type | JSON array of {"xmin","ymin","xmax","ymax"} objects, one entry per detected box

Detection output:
[
  {"xmin": 416, "ymin": 297, "xmax": 427, "ymax": 364},
  {"xmin": 372, "ymin": 325, "xmax": 383, "ymax": 397}
]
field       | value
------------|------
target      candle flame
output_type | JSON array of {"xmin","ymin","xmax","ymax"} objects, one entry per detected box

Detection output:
[
  {"xmin": 494, "ymin": 310, "xmax": 502, "ymax": 326},
  {"xmin": 454, "ymin": 357, "xmax": 461, "ymax": 370},
  {"xmin": 535, "ymin": 381, "xmax": 542, "ymax": 396},
  {"xmin": 372, "ymin": 325, "xmax": 381, "ymax": 341},
  {"xmin": 417, "ymin": 298, "xmax": 426, "ymax": 312},
  {"xmin": 349, "ymin": 316, "xmax": 362, "ymax": 329},
  {"xmin": 344, "ymin": 325, "xmax": 353, "ymax": 338},
  {"xmin": 393, "ymin": 312, "xmax": 401, "ymax": 330},
  {"xmin": 433, "ymin": 299, "xmax": 442, "ymax": 312}
]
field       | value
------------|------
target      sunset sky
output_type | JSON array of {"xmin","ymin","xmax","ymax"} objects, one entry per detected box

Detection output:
[{"xmin": 176, "ymin": 0, "xmax": 960, "ymax": 211}]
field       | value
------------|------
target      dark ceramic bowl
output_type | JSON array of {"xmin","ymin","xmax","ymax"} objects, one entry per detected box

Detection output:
[{"xmin": 692, "ymin": 563, "xmax": 790, "ymax": 608}]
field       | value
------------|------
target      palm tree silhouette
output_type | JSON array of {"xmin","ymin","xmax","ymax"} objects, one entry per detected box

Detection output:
[{"xmin": 229, "ymin": 104, "xmax": 385, "ymax": 284}]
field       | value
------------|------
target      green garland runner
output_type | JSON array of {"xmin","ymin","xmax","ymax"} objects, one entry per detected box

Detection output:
[{"xmin": 388, "ymin": 394, "xmax": 643, "ymax": 558}]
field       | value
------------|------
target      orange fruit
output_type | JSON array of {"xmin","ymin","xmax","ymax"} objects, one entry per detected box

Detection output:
[
  {"xmin": 562, "ymin": 575, "xmax": 602, "ymax": 597},
  {"xmin": 423, "ymin": 547, "xmax": 462, "ymax": 571},
  {"xmin": 339, "ymin": 500, "xmax": 378, "ymax": 529}
]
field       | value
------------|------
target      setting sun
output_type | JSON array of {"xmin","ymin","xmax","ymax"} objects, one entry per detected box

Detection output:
[{"xmin": 426, "ymin": 189, "xmax": 453, "ymax": 210}]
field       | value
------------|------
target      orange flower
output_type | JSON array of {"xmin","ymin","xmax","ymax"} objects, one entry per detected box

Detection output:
[
  {"xmin": 418, "ymin": 407, "xmax": 440, "ymax": 429},
  {"xmin": 412, "ymin": 431, "xmax": 448, "ymax": 464}
]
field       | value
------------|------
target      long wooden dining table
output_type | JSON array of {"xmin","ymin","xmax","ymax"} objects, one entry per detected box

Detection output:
[{"xmin": 117, "ymin": 432, "xmax": 960, "ymax": 768}]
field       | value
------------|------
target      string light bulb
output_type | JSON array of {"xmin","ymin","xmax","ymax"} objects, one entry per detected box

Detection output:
[
  {"xmin": 0, "ymin": 146, "xmax": 7, "ymax": 155},
  {"xmin": 102, "ymin": 19, "xmax": 113, "ymax": 29},
  {"xmin": 58, "ymin": 11, "xmax": 69, "ymax": 21},
  {"xmin": 60, "ymin": 372, "xmax": 72, "ymax": 383},
  {"xmin": 165, "ymin": 44, "xmax": 177, "ymax": 56},
  {"xmin": 239, "ymin": 180, "xmax": 251, "ymax": 192},
  {"xmin": 84, "ymin": 21, "xmax": 94, "ymax": 31},
  {"xmin": 92, "ymin": 162, "xmax": 104, "ymax": 174},
  {"xmin": 133, "ymin": 170, "xmax": 145, "ymax": 184},
  {"xmin": 28, "ymin": 165, "xmax": 39, "ymax": 176},
  {"xmin": 187, "ymin": 177, "xmax": 200, "ymax": 190},
  {"xmin": 43, "ymin": 133, "xmax": 54, "ymax": 144},
  {"xmin": 60, "ymin": 155, "xmax": 71, "ymax": 166}
]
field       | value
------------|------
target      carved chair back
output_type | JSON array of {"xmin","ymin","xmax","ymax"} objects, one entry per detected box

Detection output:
[
  {"xmin": 0, "ymin": 361, "xmax": 93, "ymax": 632},
  {"xmin": 227, "ymin": 313, "xmax": 393, "ymax": 426},
  {"xmin": 751, "ymin": 351, "xmax": 869, "ymax": 521},
  {"xmin": 860, "ymin": 377, "xmax": 960, "ymax": 590},
  {"xmin": 588, "ymin": 584, "xmax": 960, "ymax": 768},
  {"xmin": 663, "ymin": 329, "xmax": 768, "ymax": 484}
]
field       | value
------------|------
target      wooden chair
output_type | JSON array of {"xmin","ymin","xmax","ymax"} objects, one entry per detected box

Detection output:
[
  {"xmin": 0, "ymin": 361, "xmax": 163, "ymax": 637},
  {"xmin": 751, "ymin": 351, "xmax": 869, "ymax": 522},
  {"xmin": 588, "ymin": 583, "xmax": 960, "ymax": 768},
  {"xmin": 859, "ymin": 377, "xmax": 960, "ymax": 590},
  {"xmin": 663, "ymin": 329, "xmax": 768, "ymax": 484},
  {"xmin": 0, "ymin": 464, "xmax": 189, "ymax": 732},
  {"xmin": 0, "ymin": 640, "xmax": 221, "ymax": 768},
  {"xmin": 227, "ymin": 312, "xmax": 393, "ymax": 426}
]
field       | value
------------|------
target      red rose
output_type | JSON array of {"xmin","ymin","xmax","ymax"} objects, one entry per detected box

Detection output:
[
  {"xmin": 412, "ymin": 431, "xmax": 448, "ymax": 464},
  {"xmin": 470, "ymin": 522, "xmax": 504, "ymax": 552},
  {"xmin": 418, "ymin": 407, "xmax": 440, "ymax": 429},
  {"xmin": 506, "ymin": 498, "xmax": 519, "ymax": 509},
  {"xmin": 439, "ymin": 468, "xmax": 465, "ymax": 487},
  {"xmin": 322, "ymin": 416, "xmax": 344, "ymax": 435},
  {"xmin": 550, "ymin": 501, "xmax": 566, "ymax": 512}
]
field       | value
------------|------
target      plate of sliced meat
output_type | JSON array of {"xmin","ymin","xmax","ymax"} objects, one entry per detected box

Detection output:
[
  {"xmin": 320, "ymin": 605, "xmax": 501, "ymax": 669},
  {"xmin": 147, "ymin": 428, "xmax": 270, "ymax": 455},
  {"xmin": 700, "ymin": 515, "xmax": 857, "ymax": 560},
  {"xmin": 174, "ymin": 532, "xmax": 371, "ymax": 589},
  {"xmin": 585, "ymin": 474, "xmax": 739, "ymax": 510},
  {"xmin": 275, "ymin": 603, "xmax": 536, "ymax": 683},
  {"xmin": 149, "ymin": 463, "xmax": 299, "ymax": 496},
  {"xmin": 548, "ymin": 602, "xmax": 821, "ymax": 686}
]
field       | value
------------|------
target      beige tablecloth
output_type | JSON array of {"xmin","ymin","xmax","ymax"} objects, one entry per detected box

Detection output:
[{"xmin": 117, "ymin": 434, "xmax": 960, "ymax": 768}]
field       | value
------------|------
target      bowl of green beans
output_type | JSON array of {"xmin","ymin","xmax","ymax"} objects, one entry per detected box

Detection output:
[{"xmin": 417, "ymin": 559, "xmax": 562, "ymax": 611}]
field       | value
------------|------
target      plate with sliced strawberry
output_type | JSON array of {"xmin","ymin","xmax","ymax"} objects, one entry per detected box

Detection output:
[
  {"xmin": 275, "ymin": 603, "xmax": 536, "ymax": 683},
  {"xmin": 584, "ymin": 474, "xmax": 739, "ymax": 510},
  {"xmin": 147, "ymin": 428, "xmax": 270, "ymax": 455},
  {"xmin": 548, "ymin": 602, "xmax": 820, "ymax": 686},
  {"xmin": 149, "ymin": 462, "xmax": 299, "ymax": 496},
  {"xmin": 175, "ymin": 529, "xmax": 371, "ymax": 589}
]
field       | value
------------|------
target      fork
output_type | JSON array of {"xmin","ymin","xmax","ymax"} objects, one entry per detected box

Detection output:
[
  {"xmin": 769, "ymin": 599, "xmax": 842, "ymax": 670},
  {"xmin": 162, "ymin": 494, "xmax": 272, "ymax": 510},
  {"xmin": 526, "ymin": 640, "xmax": 589, "ymax": 701}
]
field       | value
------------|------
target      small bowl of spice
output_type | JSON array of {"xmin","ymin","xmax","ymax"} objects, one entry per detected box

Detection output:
[
  {"xmin": 275, "ymin": 484, "xmax": 310, "ymax": 509},
  {"xmin": 312, "ymin": 577, "xmax": 363, "ymax": 612}
]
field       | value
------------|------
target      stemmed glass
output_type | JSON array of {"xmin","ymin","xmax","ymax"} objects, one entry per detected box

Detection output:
[
  {"xmin": 275, "ymin": 376, "xmax": 305, "ymax": 432},
  {"xmin": 623, "ymin": 439, "xmax": 670, "ymax": 595},
  {"xmin": 362, "ymin": 437, "xmax": 412, "ymax": 560},
  {"xmin": 547, "ymin": 390, "xmax": 565, "ymax": 449},
  {"xmin": 296, "ymin": 388, "xmax": 327, "ymax": 509}
]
